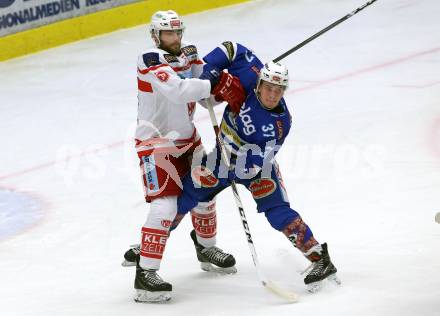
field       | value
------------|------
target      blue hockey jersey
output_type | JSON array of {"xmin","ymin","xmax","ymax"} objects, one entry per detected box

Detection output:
[
  {"xmin": 203, "ymin": 42, "xmax": 264, "ymax": 95},
  {"xmin": 203, "ymin": 42, "xmax": 292, "ymax": 170}
]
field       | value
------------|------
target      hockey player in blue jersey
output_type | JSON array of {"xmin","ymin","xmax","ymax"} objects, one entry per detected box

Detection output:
[
  {"xmin": 123, "ymin": 42, "xmax": 339, "ymax": 291},
  {"xmin": 177, "ymin": 42, "xmax": 340, "ymax": 292}
]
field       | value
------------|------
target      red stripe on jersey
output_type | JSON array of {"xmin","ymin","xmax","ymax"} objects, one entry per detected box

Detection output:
[
  {"xmin": 172, "ymin": 64, "xmax": 191, "ymax": 72},
  {"xmin": 172, "ymin": 60, "xmax": 204, "ymax": 72},
  {"xmin": 192, "ymin": 59, "xmax": 204, "ymax": 65},
  {"xmin": 135, "ymin": 129, "xmax": 198, "ymax": 148},
  {"xmin": 137, "ymin": 78, "xmax": 153, "ymax": 92},
  {"xmin": 138, "ymin": 59, "xmax": 202, "ymax": 76},
  {"xmin": 138, "ymin": 64, "xmax": 169, "ymax": 75}
]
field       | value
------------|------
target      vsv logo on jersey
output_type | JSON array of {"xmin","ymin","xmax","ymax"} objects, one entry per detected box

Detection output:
[
  {"xmin": 155, "ymin": 71, "xmax": 169, "ymax": 82},
  {"xmin": 239, "ymin": 105, "xmax": 256, "ymax": 136}
]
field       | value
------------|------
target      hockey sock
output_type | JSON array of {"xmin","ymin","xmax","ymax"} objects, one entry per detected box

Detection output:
[
  {"xmin": 282, "ymin": 216, "xmax": 319, "ymax": 258},
  {"xmin": 191, "ymin": 201, "xmax": 217, "ymax": 248},
  {"xmin": 139, "ymin": 196, "xmax": 177, "ymax": 270}
]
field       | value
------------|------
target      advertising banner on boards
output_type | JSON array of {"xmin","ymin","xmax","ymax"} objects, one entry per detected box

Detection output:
[{"xmin": 0, "ymin": 0, "xmax": 139, "ymax": 36}]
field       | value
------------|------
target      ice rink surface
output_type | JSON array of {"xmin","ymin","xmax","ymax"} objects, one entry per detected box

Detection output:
[{"xmin": 1, "ymin": 0, "xmax": 439, "ymax": 315}]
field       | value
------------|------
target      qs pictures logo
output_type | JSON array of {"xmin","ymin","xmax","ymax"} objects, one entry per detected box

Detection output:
[{"xmin": 0, "ymin": 0, "xmax": 15, "ymax": 9}]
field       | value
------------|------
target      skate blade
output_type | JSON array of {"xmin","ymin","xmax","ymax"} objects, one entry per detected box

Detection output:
[
  {"xmin": 307, "ymin": 281, "xmax": 323, "ymax": 293},
  {"xmin": 134, "ymin": 289, "xmax": 171, "ymax": 303},
  {"xmin": 200, "ymin": 262, "xmax": 237, "ymax": 274},
  {"xmin": 307, "ymin": 273, "xmax": 341, "ymax": 293},
  {"xmin": 328, "ymin": 273, "xmax": 342, "ymax": 285},
  {"xmin": 121, "ymin": 260, "xmax": 136, "ymax": 267}
]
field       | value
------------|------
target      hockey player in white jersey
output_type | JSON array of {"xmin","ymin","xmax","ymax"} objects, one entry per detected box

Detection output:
[{"xmin": 132, "ymin": 10, "xmax": 245, "ymax": 303}]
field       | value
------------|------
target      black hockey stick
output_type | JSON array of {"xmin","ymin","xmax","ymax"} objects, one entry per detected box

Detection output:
[
  {"xmin": 206, "ymin": 102, "xmax": 299, "ymax": 303},
  {"xmin": 204, "ymin": 0, "xmax": 378, "ymax": 302},
  {"xmin": 273, "ymin": 0, "xmax": 378, "ymax": 63}
]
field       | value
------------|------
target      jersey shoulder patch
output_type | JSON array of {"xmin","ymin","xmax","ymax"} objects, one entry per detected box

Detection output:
[
  {"xmin": 142, "ymin": 52, "xmax": 161, "ymax": 67},
  {"xmin": 163, "ymin": 54, "xmax": 179, "ymax": 64},
  {"xmin": 181, "ymin": 45, "xmax": 198, "ymax": 57},
  {"xmin": 221, "ymin": 41, "xmax": 235, "ymax": 61}
]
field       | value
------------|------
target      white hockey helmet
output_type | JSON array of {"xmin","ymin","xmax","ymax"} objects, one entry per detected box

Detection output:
[
  {"xmin": 149, "ymin": 10, "xmax": 185, "ymax": 43},
  {"xmin": 257, "ymin": 61, "xmax": 289, "ymax": 89}
]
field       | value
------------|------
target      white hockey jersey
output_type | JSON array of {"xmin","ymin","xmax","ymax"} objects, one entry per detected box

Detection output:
[{"xmin": 135, "ymin": 42, "xmax": 211, "ymax": 157}]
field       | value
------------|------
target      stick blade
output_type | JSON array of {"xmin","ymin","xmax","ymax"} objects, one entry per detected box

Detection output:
[{"xmin": 264, "ymin": 280, "xmax": 299, "ymax": 303}]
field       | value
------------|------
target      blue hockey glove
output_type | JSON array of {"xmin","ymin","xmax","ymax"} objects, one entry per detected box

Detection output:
[{"xmin": 199, "ymin": 65, "xmax": 221, "ymax": 91}]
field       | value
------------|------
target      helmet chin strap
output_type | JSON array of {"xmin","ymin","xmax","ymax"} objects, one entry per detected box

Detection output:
[{"xmin": 151, "ymin": 31, "xmax": 160, "ymax": 47}]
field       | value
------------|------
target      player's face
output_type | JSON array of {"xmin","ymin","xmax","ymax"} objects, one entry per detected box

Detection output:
[
  {"xmin": 258, "ymin": 81, "xmax": 285, "ymax": 109},
  {"xmin": 159, "ymin": 30, "xmax": 183, "ymax": 55}
]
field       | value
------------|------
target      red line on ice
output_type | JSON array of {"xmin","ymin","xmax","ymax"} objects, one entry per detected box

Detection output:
[
  {"xmin": 0, "ymin": 141, "xmax": 126, "ymax": 181},
  {"xmin": 1, "ymin": 46, "xmax": 439, "ymax": 181},
  {"xmin": 289, "ymin": 47, "xmax": 440, "ymax": 94}
]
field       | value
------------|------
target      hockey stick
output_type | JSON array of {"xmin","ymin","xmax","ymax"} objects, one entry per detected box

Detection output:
[
  {"xmin": 273, "ymin": 0, "xmax": 378, "ymax": 63},
  {"xmin": 206, "ymin": 103, "xmax": 299, "ymax": 303},
  {"xmin": 203, "ymin": 0, "xmax": 378, "ymax": 301}
]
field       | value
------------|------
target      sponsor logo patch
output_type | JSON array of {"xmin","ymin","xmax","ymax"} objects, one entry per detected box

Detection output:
[
  {"xmin": 251, "ymin": 65, "xmax": 261, "ymax": 76},
  {"xmin": 142, "ymin": 52, "xmax": 161, "ymax": 67},
  {"xmin": 142, "ymin": 155, "xmax": 159, "ymax": 193},
  {"xmin": 161, "ymin": 220, "xmax": 172, "ymax": 228},
  {"xmin": 163, "ymin": 54, "xmax": 179, "ymax": 64},
  {"xmin": 155, "ymin": 71, "xmax": 169, "ymax": 82},
  {"xmin": 141, "ymin": 228, "xmax": 168, "ymax": 259},
  {"xmin": 249, "ymin": 178, "xmax": 276, "ymax": 199},
  {"xmin": 191, "ymin": 166, "xmax": 219, "ymax": 188},
  {"xmin": 181, "ymin": 45, "xmax": 197, "ymax": 57},
  {"xmin": 276, "ymin": 120, "xmax": 283, "ymax": 140},
  {"xmin": 170, "ymin": 20, "xmax": 181, "ymax": 28},
  {"xmin": 191, "ymin": 212, "xmax": 217, "ymax": 238},
  {"xmin": 222, "ymin": 41, "xmax": 235, "ymax": 61}
]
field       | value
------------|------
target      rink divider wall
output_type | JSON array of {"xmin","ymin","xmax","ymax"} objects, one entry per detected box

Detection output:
[{"xmin": 0, "ymin": 0, "xmax": 249, "ymax": 61}]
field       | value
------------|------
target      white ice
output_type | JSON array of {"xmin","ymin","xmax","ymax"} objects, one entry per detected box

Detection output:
[{"xmin": 0, "ymin": 0, "xmax": 439, "ymax": 315}]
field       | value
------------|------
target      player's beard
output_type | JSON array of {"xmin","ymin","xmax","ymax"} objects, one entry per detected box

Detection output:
[{"xmin": 162, "ymin": 42, "xmax": 181, "ymax": 56}]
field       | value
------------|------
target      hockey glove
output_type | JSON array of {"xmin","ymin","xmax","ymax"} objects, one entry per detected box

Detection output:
[
  {"xmin": 199, "ymin": 66, "xmax": 221, "ymax": 90},
  {"xmin": 212, "ymin": 72, "xmax": 245, "ymax": 114}
]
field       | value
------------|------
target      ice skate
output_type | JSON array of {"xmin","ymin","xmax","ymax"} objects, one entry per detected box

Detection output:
[
  {"xmin": 121, "ymin": 244, "xmax": 140, "ymax": 267},
  {"xmin": 190, "ymin": 230, "xmax": 237, "ymax": 274},
  {"xmin": 134, "ymin": 265, "xmax": 172, "ymax": 303},
  {"xmin": 303, "ymin": 243, "xmax": 340, "ymax": 293}
]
